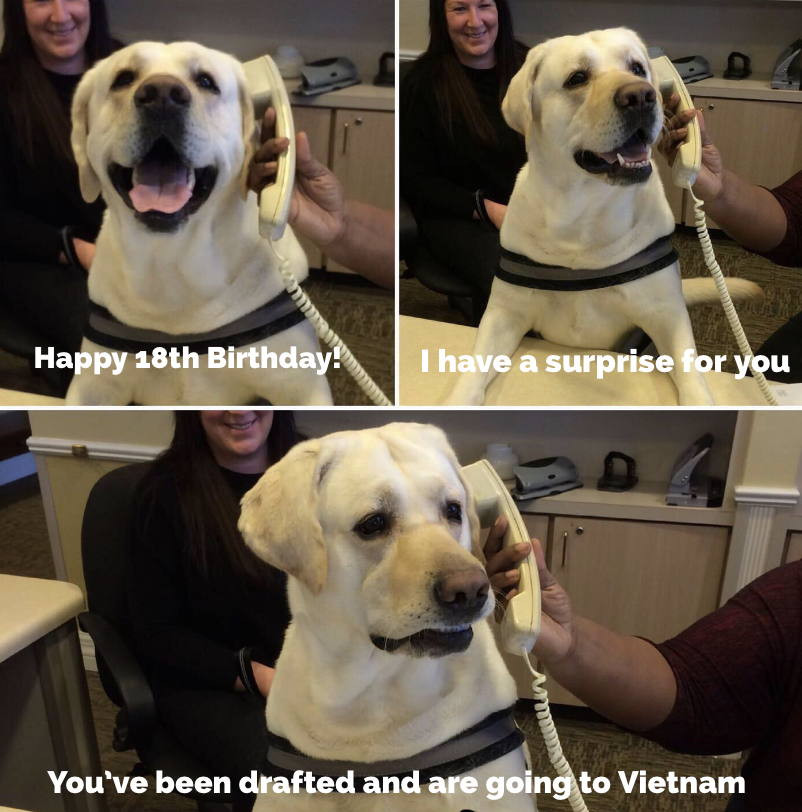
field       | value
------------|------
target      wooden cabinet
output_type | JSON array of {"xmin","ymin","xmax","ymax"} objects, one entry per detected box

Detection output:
[
  {"xmin": 503, "ymin": 515, "xmax": 729, "ymax": 706},
  {"xmin": 786, "ymin": 532, "xmax": 802, "ymax": 564},
  {"xmin": 290, "ymin": 106, "xmax": 334, "ymax": 269},
  {"xmin": 683, "ymin": 97, "xmax": 802, "ymax": 227},
  {"xmin": 327, "ymin": 110, "xmax": 395, "ymax": 273},
  {"xmin": 290, "ymin": 105, "xmax": 394, "ymax": 274}
]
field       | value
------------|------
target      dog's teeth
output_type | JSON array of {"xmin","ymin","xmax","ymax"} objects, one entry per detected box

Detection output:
[
  {"xmin": 186, "ymin": 168, "xmax": 196, "ymax": 192},
  {"xmin": 617, "ymin": 153, "xmax": 626, "ymax": 166}
]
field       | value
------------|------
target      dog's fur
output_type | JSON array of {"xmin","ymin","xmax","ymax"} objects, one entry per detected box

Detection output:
[
  {"xmin": 444, "ymin": 28, "xmax": 760, "ymax": 406},
  {"xmin": 239, "ymin": 424, "xmax": 535, "ymax": 811},
  {"xmin": 66, "ymin": 42, "xmax": 332, "ymax": 405}
]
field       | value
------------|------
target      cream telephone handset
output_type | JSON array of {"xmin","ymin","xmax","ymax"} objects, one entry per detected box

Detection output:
[
  {"xmin": 240, "ymin": 57, "xmax": 391, "ymax": 406},
  {"xmin": 463, "ymin": 459, "xmax": 588, "ymax": 812},
  {"xmin": 649, "ymin": 56, "xmax": 778, "ymax": 405},
  {"xmin": 650, "ymin": 55, "xmax": 701, "ymax": 188},
  {"xmin": 241, "ymin": 55, "xmax": 295, "ymax": 241},
  {"xmin": 462, "ymin": 460, "xmax": 541, "ymax": 654}
]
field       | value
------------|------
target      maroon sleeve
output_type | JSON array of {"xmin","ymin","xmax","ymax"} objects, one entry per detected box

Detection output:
[
  {"xmin": 640, "ymin": 561, "xmax": 802, "ymax": 756},
  {"xmin": 754, "ymin": 170, "xmax": 802, "ymax": 268}
]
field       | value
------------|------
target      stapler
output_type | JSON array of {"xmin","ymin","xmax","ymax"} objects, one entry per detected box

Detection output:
[
  {"xmin": 512, "ymin": 456, "xmax": 582, "ymax": 501},
  {"xmin": 772, "ymin": 40, "xmax": 802, "ymax": 90},
  {"xmin": 293, "ymin": 57, "xmax": 360, "ymax": 97},
  {"xmin": 672, "ymin": 55, "xmax": 714, "ymax": 84},
  {"xmin": 666, "ymin": 434, "xmax": 723, "ymax": 507},
  {"xmin": 597, "ymin": 451, "xmax": 638, "ymax": 492}
]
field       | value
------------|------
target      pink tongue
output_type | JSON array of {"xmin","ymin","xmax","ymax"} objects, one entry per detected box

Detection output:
[{"xmin": 129, "ymin": 164, "xmax": 193, "ymax": 214}]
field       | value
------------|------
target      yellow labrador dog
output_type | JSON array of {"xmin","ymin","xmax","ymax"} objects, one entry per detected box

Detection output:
[
  {"xmin": 239, "ymin": 424, "xmax": 534, "ymax": 811},
  {"xmin": 445, "ymin": 28, "xmax": 759, "ymax": 407},
  {"xmin": 66, "ymin": 42, "xmax": 332, "ymax": 405}
]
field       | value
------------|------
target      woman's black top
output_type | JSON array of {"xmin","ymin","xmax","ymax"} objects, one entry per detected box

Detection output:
[
  {"xmin": 130, "ymin": 465, "xmax": 291, "ymax": 692},
  {"xmin": 401, "ymin": 60, "xmax": 527, "ymax": 220},
  {"xmin": 0, "ymin": 66, "xmax": 105, "ymax": 263}
]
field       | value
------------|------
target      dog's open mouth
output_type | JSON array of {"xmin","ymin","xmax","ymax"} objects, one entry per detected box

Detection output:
[
  {"xmin": 371, "ymin": 627, "xmax": 474, "ymax": 658},
  {"xmin": 108, "ymin": 138, "xmax": 217, "ymax": 231},
  {"xmin": 574, "ymin": 128, "xmax": 653, "ymax": 182}
]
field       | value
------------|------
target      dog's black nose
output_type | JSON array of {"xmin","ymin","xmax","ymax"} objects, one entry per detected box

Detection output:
[
  {"xmin": 135, "ymin": 75, "xmax": 192, "ymax": 109},
  {"xmin": 434, "ymin": 570, "xmax": 490, "ymax": 615},
  {"xmin": 614, "ymin": 81, "xmax": 656, "ymax": 112}
]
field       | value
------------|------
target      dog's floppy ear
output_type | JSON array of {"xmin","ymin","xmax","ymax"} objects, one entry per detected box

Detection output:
[
  {"xmin": 238, "ymin": 440, "xmax": 327, "ymax": 594},
  {"xmin": 71, "ymin": 66, "xmax": 102, "ymax": 203},
  {"xmin": 502, "ymin": 44, "xmax": 544, "ymax": 146},
  {"xmin": 235, "ymin": 62, "xmax": 257, "ymax": 201}
]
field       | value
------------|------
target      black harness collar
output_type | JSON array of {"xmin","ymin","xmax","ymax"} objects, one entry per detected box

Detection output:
[
  {"xmin": 261, "ymin": 707, "xmax": 524, "ymax": 792},
  {"xmin": 83, "ymin": 291, "xmax": 306, "ymax": 354},
  {"xmin": 496, "ymin": 233, "xmax": 679, "ymax": 292}
]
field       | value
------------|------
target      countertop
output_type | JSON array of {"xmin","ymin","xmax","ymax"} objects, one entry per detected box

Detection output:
[
  {"xmin": 515, "ymin": 479, "xmax": 736, "ymax": 527},
  {"xmin": 286, "ymin": 78, "xmax": 394, "ymax": 112},
  {"xmin": 685, "ymin": 74, "xmax": 802, "ymax": 103},
  {"xmin": 0, "ymin": 575, "xmax": 84, "ymax": 662}
]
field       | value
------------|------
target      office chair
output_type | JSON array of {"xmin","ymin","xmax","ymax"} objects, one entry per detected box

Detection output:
[
  {"xmin": 80, "ymin": 463, "xmax": 240, "ymax": 812},
  {"xmin": 398, "ymin": 59, "xmax": 486, "ymax": 326},
  {"xmin": 0, "ymin": 309, "xmax": 65, "ymax": 394},
  {"xmin": 399, "ymin": 195, "xmax": 487, "ymax": 326}
]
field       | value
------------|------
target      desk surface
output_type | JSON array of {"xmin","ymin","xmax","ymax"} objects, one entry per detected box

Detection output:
[
  {"xmin": 0, "ymin": 576, "xmax": 84, "ymax": 662},
  {"xmin": 399, "ymin": 316, "xmax": 768, "ymax": 406},
  {"xmin": 0, "ymin": 388, "xmax": 62, "ymax": 406}
]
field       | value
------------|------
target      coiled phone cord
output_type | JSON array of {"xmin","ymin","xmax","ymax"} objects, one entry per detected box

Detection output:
[
  {"xmin": 268, "ymin": 240, "xmax": 392, "ymax": 406},
  {"xmin": 522, "ymin": 648, "xmax": 589, "ymax": 812},
  {"xmin": 688, "ymin": 186, "xmax": 779, "ymax": 406}
]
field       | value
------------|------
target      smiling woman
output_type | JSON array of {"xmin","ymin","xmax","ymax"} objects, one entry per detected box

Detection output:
[
  {"xmin": 0, "ymin": 0, "xmax": 117, "ymax": 393},
  {"xmin": 128, "ymin": 410, "xmax": 299, "ymax": 809},
  {"xmin": 400, "ymin": 0, "xmax": 528, "ymax": 301}
]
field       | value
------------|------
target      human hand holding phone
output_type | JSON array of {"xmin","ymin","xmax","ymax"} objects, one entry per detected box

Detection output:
[{"xmin": 249, "ymin": 107, "xmax": 348, "ymax": 249}]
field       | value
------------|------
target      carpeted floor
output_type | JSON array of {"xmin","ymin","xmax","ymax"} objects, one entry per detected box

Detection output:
[
  {"xmin": 401, "ymin": 226, "xmax": 801, "ymax": 376},
  {"xmin": 1, "ymin": 480, "xmax": 742, "ymax": 811},
  {"xmin": 0, "ymin": 273, "xmax": 395, "ymax": 406}
]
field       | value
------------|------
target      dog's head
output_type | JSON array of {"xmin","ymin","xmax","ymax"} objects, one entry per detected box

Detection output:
[
  {"xmin": 239, "ymin": 423, "xmax": 493, "ymax": 659},
  {"xmin": 503, "ymin": 28, "xmax": 661, "ymax": 186},
  {"xmin": 71, "ymin": 41, "xmax": 256, "ymax": 233}
]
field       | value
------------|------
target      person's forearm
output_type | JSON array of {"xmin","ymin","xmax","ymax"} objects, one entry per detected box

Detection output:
[
  {"xmin": 703, "ymin": 170, "xmax": 788, "ymax": 253},
  {"xmin": 546, "ymin": 617, "xmax": 677, "ymax": 732},
  {"xmin": 326, "ymin": 200, "xmax": 394, "ymax": 289}
]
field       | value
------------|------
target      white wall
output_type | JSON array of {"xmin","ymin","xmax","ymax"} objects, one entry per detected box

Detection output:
[
  {"xmin": 400, "ymin": 0, "xmax": 801, "ymax": 75},
  {"xmin": 107, "ymin": 0, "xmax": 393, "ymax": 78},
  {"xmin": 296, "ymin": 410, "xmax": 738, "ymax": 485}
]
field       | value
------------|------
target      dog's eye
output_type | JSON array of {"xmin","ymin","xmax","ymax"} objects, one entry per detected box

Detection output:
[
  {"xmin": 445, "ymin": 502, "xmax": 462, "ymax": 523},
  {"xmin": 195, "ymin": 72, "xmax": 220, "ymax": 94},
  {"xmin": 355, "ymin": 513, "xmax": 389, "ymax": 540},
  {"xmin": 631, "ymin": 61, "xmax": 646, "ymax": 77},
  {"xmin": 564, "ymin": 71, "xmax": 589, "ymax": 88},
  {"xmin": 111, "ymin": 70, "xmax": 136, "ymax": 90}
]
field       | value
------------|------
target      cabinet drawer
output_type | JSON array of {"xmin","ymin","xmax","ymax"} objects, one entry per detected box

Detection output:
[{"xmin": 543, "ymin": 517, "xmax": 728, "ymax": 705}]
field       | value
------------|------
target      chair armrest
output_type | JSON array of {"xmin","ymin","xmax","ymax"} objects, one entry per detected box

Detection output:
[
  {"xmin": 79, "ymin": 610, "xmax": 156, "ymax": 750},
  {"xmin": 399, "ymin": 194, "xmax": 418, "ymax": 264}
]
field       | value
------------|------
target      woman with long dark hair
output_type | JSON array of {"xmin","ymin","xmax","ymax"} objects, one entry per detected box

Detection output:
[
  {"xmin": 130, "ymin": 410, "xmax": 299, "ymax": 808},
  {"xmin": 0, "ymin": 0, "xmax": 116, "ymax": 391},
  {"xmin": 401, "ymin": 0, "xmax": 528, "ymax": 303}
]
